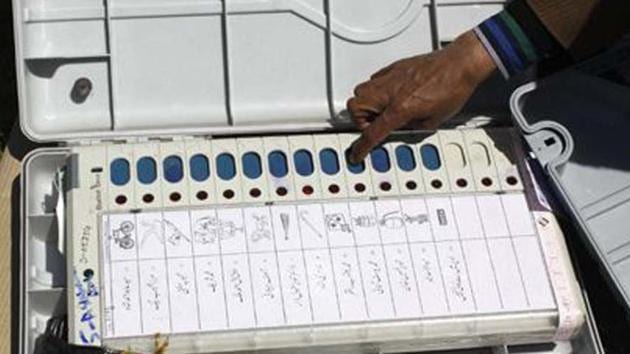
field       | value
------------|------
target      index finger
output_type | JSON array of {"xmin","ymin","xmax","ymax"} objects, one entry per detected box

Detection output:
[{"xmin": 349, "ymin": 107, "xmax": 406, "ymax": 164}]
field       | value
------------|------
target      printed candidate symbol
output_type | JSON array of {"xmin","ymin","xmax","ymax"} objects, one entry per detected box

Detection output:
[
  {"xmin": 380, "ymin": 211, "xmax": 429, "ymax": 229},
  {"xmin": 352, "ymin": 215, "xmax": 377, "ymax": 228},
  {"xmin": 164, "ymin": 219, "xmax": 190, "ymax": 246},
  {"xmin": 138, "ymin": 218, "xmax": 190, "ymax": 247},
  {"xmin": 298, "ymin": 211, "xmax": 323, "ymax": 239},
  {"xmin": 111, "ymin": 220, "xmax": 135, "ymax": 250},
  {"xmin": 251, "ymin": 214, "xmax": 272, "ymax": 242},
  {"xmin": 280, "ymin": 213, "xmax": 290, "ymax": 240},
  {"xmin": 193, "ymin": 216, "xmax": 243, "ymax": 244},
  {"xmin": 352, "ymin": 212, "xmax": 429, "ymax": 229},
  {"xmin": 325, "ymin": 213, "xmax": 351, "ymax": 233},
  {"xmin": 140, "ymin": 219, "xmax": 161, "ymax": 247},
  {"xmin": 437, "ymin": 208, "xmax": 448, "ymax": 226}
]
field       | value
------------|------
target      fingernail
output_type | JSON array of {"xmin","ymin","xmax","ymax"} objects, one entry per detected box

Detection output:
[
  {"xmin": 349, "ymin": 152, "xmax": 359, "ymax": 165},
  {"xmin": 347, "ymin": 142, "xmax": 358, "ymax": 164},
  {"xmin": 350, "ymin": 151, "xmax": 365, "ymax": 165}
]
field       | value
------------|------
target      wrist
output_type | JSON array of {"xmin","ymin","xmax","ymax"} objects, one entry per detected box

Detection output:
[{"xmin": 452, "ymin": 31, "xmax": 497, "ymax": 85}]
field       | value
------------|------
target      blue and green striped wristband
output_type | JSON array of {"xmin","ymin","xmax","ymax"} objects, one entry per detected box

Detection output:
[{"xmin": 474, "ymin": 0, "xmax": 563, "ymax": 78}]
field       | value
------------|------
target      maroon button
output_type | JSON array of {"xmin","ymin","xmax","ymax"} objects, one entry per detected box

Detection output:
[
  {"xmin": 196, "ymin": 190, "xmax": 209, "ymax": 201},
  {"xmin": 302, "ymin": 185, "xmax": 314, "ymax": 195},
  {"xmin": 250, "ymin": 188, "xmax": 262, "ymax": 198},
  {"xmin": 276, "ymin": 187, "xmax": 288, "ymax": 196},
  {"xmin": 506, "ymin": 176, "xmax": 519, "ymax": 186},
  {"xmin": 169, "ymin": 192, "xmax": 182, "ymax": 202},
  {"xmin": 115, "ymin": 195, "xmax": 127, "ymax": 205}
]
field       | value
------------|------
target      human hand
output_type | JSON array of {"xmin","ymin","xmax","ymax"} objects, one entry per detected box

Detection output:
[{"xmin": 347, "ymin": 31, "xmax": 496, "ymax": 163}]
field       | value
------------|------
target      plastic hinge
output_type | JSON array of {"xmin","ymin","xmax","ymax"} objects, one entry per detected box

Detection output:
[
  {"xmin": 65, "ymin": 134, "xmax": 212, "ymax": 146},
  {"xmin": 521, "ymin": 129, "xmax": 565, "ymax": 168},
  {"xmin": 66, "ymin": 138, "xmax": 129, "ymax": 146}
]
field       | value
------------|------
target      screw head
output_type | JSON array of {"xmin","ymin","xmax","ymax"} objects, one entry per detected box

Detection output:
[{"xmin": 71, "ymin": 77, "xmax": 92, "ymax": 104}]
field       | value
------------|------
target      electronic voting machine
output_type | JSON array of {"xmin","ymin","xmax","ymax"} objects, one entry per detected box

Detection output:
[{"xmin": 14, "ymin": 0, "xmax": 587, "ymax": 353}]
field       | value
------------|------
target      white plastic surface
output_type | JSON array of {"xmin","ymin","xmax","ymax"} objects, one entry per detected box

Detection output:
[
  {"xmin": 510, "ymin": 72, "xmax": 630, "ymax": 318},
  {"xmin": 13, "ymin": 0, "xmax": 438, "ymax": 142},
  {"xmin": 19, "ymin": 150, "xmax": 69, "ymax": 354}
]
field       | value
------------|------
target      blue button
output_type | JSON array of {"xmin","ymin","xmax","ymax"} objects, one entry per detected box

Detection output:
[
  {"xmin": 216, "ymin": 153, "xmax": 236, "ymax": 180},
  {"xmin": 163, "ymin": 155, "xmax": 184, "ymax": 183},
  {"xmin": 370, "ymin": 147, "xmax": 391, "ymax": 173},
  {"xmin": 395, "ymin": 145, "xmax": 416, "ymax": 172},
  {"xmin": 242, "ymin": 152, "xmax": 262, "ymax": 179},
  {"xmin": 110, "ymin": 158, "xmax": 130, "ymax": 186},
  {"xmin": 268, "ymin": 150, "xmax": 289, "ymax": 178},
  {"xmin": 293, "ymin": 149, "xmax": 314, "ymax": 176},
  {"xmin": 420, "ymin": 144, "xmax": 441, "ymax": 171},
  {"xmin": 345, "ymin": 148, "xmax": 365, "ymax": 174},
  {"xmin": 136, "ymin": 157, "xmax": 157, "ymax": 184},
  {"xmin": 319, "ymin": 148, "xmax": 339, "ymax": 175},
  {"xmin": 190, "ymin": 154, "xmax": 210, "ymax": 182}
]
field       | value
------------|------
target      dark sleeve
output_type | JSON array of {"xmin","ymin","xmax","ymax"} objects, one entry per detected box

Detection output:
[
  {"xmin": 527, "ymin": 0, "xmax": 630, "ymax": 59},
  {"xmin": 473, "ymin": 0, "xmax": 630, "ymax": 78}
]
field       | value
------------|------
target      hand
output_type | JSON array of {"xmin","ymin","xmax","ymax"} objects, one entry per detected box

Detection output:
[{"xmin": 347, "ymin": 31, "xmax": 496, "ymax": 163}]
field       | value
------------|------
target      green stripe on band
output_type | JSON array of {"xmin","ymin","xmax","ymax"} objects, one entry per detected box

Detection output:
[{"xmin": 499, "ymin": 12, "xmax": 538, "ymax": 62}]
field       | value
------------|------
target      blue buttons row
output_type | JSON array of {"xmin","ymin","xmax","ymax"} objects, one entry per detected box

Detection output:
[{"xmin": 109, "ymin": 144, "xmax": 442, "ymax": 187}]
